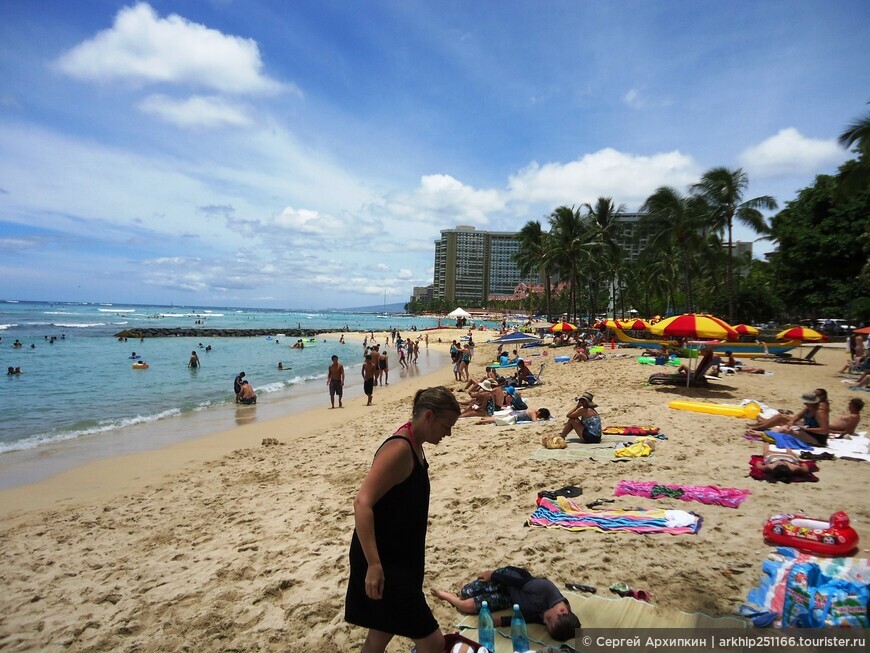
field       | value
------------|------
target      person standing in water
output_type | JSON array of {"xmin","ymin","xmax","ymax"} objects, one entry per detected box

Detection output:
[{"xmin": 188, "ymin": 351, "xmax": 200, "ymax": 369}]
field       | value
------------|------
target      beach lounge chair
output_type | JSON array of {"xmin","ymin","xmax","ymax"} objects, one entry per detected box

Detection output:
[
  {"xmin": 647, "ymin": 372, "xmax": 712, "ymax": 387},
  {"xmin": 773, "ymin": 345, "xmax": 822, "ymax": 365}
]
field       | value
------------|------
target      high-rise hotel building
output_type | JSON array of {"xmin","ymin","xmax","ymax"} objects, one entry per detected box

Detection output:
[{"xmin": 433, "ymin": 226, "xmax": 538, "ymax": 305}]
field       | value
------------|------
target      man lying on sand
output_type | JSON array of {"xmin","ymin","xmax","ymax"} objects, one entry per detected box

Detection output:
[{"xmin": 432, "ymin": 565, "xmax": 580, "ymax": 642}]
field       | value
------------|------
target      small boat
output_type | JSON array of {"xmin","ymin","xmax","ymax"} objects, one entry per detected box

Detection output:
[{"xmin": 611, "ymin": 329, "xmax": 800, "ymax": 358}]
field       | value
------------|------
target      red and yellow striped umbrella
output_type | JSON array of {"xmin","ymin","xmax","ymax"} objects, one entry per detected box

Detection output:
[
  {"xmin": 617, "ymin": 318, "xmax": 650, "ymax": 331},
  {"xmin": 549, "ymin": 321, "xmax": 578, "ymax": 333},
  {"xmin": 775, "ymin": 327, "xmax": 828, "ymax": 342},
  {"xmin": 733, "ymin": 324, "xmax": 760, "ymax": 336},
  {"xmin": 604, "ymin": 319, "xmax": 622, "ymax": 330},
  {"xmin": 649, "ymin": 313, "xmax": 739, "ymax": 340}
]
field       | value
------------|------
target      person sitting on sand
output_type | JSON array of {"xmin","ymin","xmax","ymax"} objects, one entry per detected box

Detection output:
[
  {"xmin": 572, "ymin": 344, "xmax": 589, "ymax": 362},
  {"xmin": 476, "ymin": 407, "xmax": 550, "ymax": 424},
  {"xmin": 515, "ymin": 358, "xmax": 537, "ymax": 385},
  {"xmin": 751, "ymin": 443, "xmax": 812, "ymax": 483},
  {"xmin": 237, "ymin": 380, "xmax": 257, "ymax": 405},
  {"xmin": 747, "ymin": 391, "xmax": 829, "ymax": 447},
  {"xmin": 829, "ymin": 397, "xmax": 864, "ymax": 436},
  {"xmin": 556, "ymin": 391, "xmax": 601, "ymax": 443},
  {"xmin": 432, "ymin": 565, "xmax": 580, "ymax": 643}
]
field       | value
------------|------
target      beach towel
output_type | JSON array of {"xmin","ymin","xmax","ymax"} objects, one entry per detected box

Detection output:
[
  {"xmin": 765, "ymin": 431, "xmax": 815, "ymax": 450},
  {"xmin": 743, "ymin": 547, "xmax": 870, "ymax": 628},
  {"xmin": 456, "ymin": 590, "xmax": 745, "ymax": 652},
  {"xmin": 748, "ymin": 455, "xmax": 819, "ymax": 483},
  {"xmin": 768, "ymin": 432, "xmax": 870, "ymax": 462},
  {"xmin": 528, "ymin": 496, "xmax": 701, "ymax": 535},
  {"xmin": 603, "ymin": 426, "xmax": 660, "ymax": 436},
  {"xmin": 614, "ymin": 480, "xmax": 751, "ymax": 508},
  {"xmin": 614, "ymin": 438, "xmax": 657, "ymax": 458},
  {"xmin": 531, "ymin": 436, "xmax": 656, "ymax": 462}
]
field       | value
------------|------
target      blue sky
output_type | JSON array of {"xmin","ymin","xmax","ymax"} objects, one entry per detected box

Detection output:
[{"xmin": 1, "ymin": 1, "xmax": 867, "ymax": 309}]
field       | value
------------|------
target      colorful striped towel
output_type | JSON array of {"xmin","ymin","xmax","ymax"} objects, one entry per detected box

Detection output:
[
  {"xmin": 527, "ymin": 496, "xmax": 701, "ymax": 535},
  {"xmin": 614, "ymin": 480, "xmax": 751, "ymax": 508}
]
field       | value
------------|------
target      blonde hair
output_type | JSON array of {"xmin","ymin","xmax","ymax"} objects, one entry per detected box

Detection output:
[{"xmin": 412, "ymin": 386, "xmax": 461, "ymax": 418}]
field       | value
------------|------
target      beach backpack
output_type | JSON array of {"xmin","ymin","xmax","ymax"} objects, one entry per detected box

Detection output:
[{"xmin": 511, "ymin": 395, "xmax": 528, "ymax": 411}]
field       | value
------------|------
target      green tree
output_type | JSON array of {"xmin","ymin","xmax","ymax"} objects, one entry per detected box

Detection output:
[
  {"xmin": 767, "ymin": 169, "xmax": 870, "ymax": 321},
  {"xmin": 638, "ymin": 187, "xmax": 709, "ymax": 313},
  {"xmin": 838, "ymin": 105, "xmax": 870, "ymax": 197},
  {"xmin": 691, "ymin": 167, "xmax": 777, "ymax": 323},
  {"xmin": 584, "ymin": 197, "xmax": 626, "ymax": 318},
  {"xmin": 547, "ymin": 206, "xmax": 589, "ymax": 322},
  {"xmin": 512, "ymin": 220, "xmax": 555, "ymax": 320}
]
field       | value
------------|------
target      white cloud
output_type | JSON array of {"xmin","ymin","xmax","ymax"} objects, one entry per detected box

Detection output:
[
  {"xmin": 397, "ymin": 268, "xmax": 413, "ymax": 280},
  {"xmin": 381, "ymin": 174, "xmax": 505, "ymax": 226},
  {"xmin": 739, "ymin": 128, "xmax": 846, "ymax": 177},
  {"xmin": 138, "ymin": 94, "xmax": 253, "ymax": 128},
  {"xmin": 507, "ymin": 148, "xmax": 701, "ymax": 210},
  {"xmin": 54, "ymin": 2, "xmax": 286, "ymax": 95},
  {"xmin": 623, "ymin": 88, "xmax": 643, "ymax": 109}
]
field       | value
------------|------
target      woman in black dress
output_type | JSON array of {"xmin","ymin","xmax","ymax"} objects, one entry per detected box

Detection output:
[{"xmin": 345, "ymin": 386, "xmax": 461, "ymax": 653}]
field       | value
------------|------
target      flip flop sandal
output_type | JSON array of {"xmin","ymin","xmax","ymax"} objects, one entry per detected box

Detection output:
[
  {"xmin": 564, "ymin": 583, "xmax": 597, "ymax": 594},
  {"xmin": 586, "ymin": 498, "xmax": 615, "ymax": 509},
  {"xmin": 609, "ymin": 582, "xmax": 631, "ymax": 597},
  {"xmin": 630, "ymin": 589, "xmax": 651, "ymax": 602}
]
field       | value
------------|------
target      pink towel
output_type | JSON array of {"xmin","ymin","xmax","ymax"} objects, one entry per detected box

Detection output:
[{"xmin": 614, "ymin": 480, "xmax": 750, "ymax": 508}]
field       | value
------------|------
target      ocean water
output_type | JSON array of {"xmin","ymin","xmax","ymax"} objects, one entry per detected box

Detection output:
[{"xmin": 0, "ymin": 300, "xmax": 467, "ymax": 488}]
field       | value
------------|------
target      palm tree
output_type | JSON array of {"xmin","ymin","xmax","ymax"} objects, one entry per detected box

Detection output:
[
  {"xmin": 547, "ymin": 206, "xmax": 589, "ymax": 322},
  {"xmin": 691, "ymin": 167, "xmax": 777, "ymax": 323},
  {"xmin": 638, "ymin": 187, "xmax": 707, "ymax": 313},
  {"xmin": 837, "ymin": 105, "xmax": 870, "ymax": 197},
  {"xmin": 512, "ymin": 220, "xmax": 554, "ymax": 320},
  {"xmin": 584, "ymin": 197, "xmax": 626, "ymax": 318}
]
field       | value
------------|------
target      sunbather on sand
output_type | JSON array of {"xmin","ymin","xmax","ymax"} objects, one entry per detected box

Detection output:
[
  {"xmin": 476, "ymin": 407, "xmax": 550, "ymax": 424},
  {"xmin": 431, "ymin": 565, "xmax": 580, "ymax": 642},
  {"xmin": 751, "ymin": 443, "xmax": 812, "ymax": 482},
  {"xmin": 747, "ymin": 391, "xmax": 830, "ymax": 446},
  {"xmin": 829, "ymin": 397, "xmax": 864, "ymax": 436},
  {"xmin": 747, "ymin": 388, "xmax": 827, "ymax": 430},
  {"xmin": 555, "ymin": 391, "xmax": 601, "ymax": 443}
]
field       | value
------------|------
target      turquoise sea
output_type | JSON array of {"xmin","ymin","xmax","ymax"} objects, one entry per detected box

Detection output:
[{"xmin": 0, "ymin": 300, "xmax": 466, "ymax": 488}]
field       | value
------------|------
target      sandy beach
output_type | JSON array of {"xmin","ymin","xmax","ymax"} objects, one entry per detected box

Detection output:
[{"xmin": 0, "ymin": 336, "xmax": 867, "ymax": 652}]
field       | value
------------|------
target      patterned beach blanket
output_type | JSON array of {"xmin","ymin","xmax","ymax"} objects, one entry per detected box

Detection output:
[
  {"xmin": 614, "ymin": 480, "xmax": 751, "ymax": 508},
  {"xmin": 748, "ymin": 455, "xmax": 819, "ymax": 483},
  {"xmin": 527, "ymin": 496, "xmax": 701, "ymax": 535},
  {"xmin": 603, "ymin": 426, "xmax": 660, "ymax": 436}
]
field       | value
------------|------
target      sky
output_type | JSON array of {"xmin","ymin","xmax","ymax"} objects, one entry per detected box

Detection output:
[{"xmin": 0, "ymin": 1, "xmax": 867, "ymax": 309}]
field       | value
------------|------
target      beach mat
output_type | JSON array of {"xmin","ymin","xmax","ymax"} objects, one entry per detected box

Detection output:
[
  {"xmin": 528, "ymin": 496, "xmax": 700, "ymax": 534},
  {"xmin": 531, "ymin": 435, "xmax": 654, "ymax": 462},
  {"xmin": 456, "ymin": 590, "xmax": 745, "ymax": 652}
]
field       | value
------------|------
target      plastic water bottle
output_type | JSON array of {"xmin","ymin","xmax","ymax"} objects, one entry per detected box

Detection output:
[
  {"xmin": 477, "ymin": 600, "xmax": 495, "ymax": 652},
  {"xmin": 510, "ymin": 603, "xmax": 529, "ymax": 652}
]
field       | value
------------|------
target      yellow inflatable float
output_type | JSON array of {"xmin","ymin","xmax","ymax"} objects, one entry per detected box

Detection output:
[{"xmin": 668, "ymin": 400, "xmax": 761, "ymax": 419}]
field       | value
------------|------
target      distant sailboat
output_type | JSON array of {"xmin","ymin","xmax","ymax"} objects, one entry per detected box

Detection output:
[{"xmin": 378, "ymin": 289, "xmax": 389, "ymax": 318}]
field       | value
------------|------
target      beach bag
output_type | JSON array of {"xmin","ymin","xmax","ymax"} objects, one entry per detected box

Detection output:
[
  {"xmin": 511, "ymin": 395, "xmax": 528, "ymax": 410},
  {"xmin": 781, "ymin": 562, "xmax": 870, "ymax": 628},
  {"xmin": 485, "ymin": 397, "xmax": 496, "ymax": 416},
  {"xmin": 495, "ymin": 415, "xmax": 517, "ymax": 426}
]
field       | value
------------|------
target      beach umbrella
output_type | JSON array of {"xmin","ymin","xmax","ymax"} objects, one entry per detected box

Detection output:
[
  {"xmin": 775, "ymin": 327, "xmax": 828, "ymax": 342},
  {"xmin": 491, "ymin": 331, "xmax": 542, "ymax": 345},
  {"xmin": 854, "ymin": 326, "xmax": 870, "ymax": 335},
  {"xmin": 549, "ymin": 321, "xmax": 578, "ymax": 333},
  {"xmin": 617, "ymin": 318, "xmax": 649, "ymax": 331},
  {"xmin": 447, "ymin": 307, "xmax": 471, "ymax": 319},
  {"xmin": 604, "ymin": 318, "xmax": 623, "ymax": 330},
  {"xmin": 733, "ymin": 324, "xmax": 760, "ymax": 336},
  {"xmin": 649, "ymin": 313, "xmax": 739, "ymax": 340}
]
